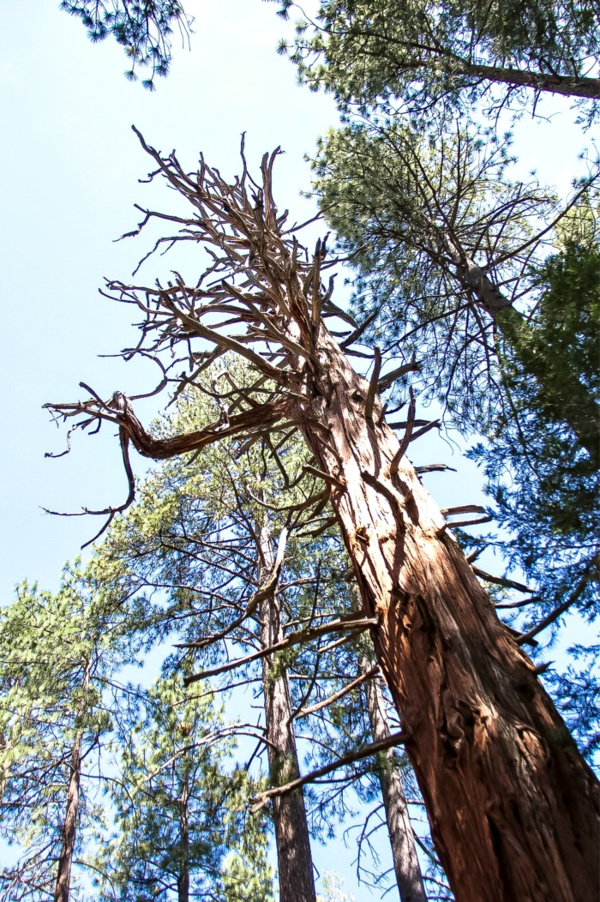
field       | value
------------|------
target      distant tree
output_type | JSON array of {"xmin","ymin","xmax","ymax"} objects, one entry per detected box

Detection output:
[
  {"xmin": 97, "ymin": 382, "xmax": 432, "ymax": 900},
  {"xmin": 93, "ymin": 673, "xmax": 273, "ymax": 902},
  {"xmin": 0, "ymin": 566, "xmax": 132, "ymax": 902},
  {"xmin": 283, "ymin": 0, "xmax": 600, "ymax": 119}
]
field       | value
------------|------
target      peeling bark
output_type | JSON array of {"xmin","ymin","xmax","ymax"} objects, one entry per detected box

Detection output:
[
  {"xmin": 361, "ymin": 657, "xmax": 428, "ymax": 902},
  {"xmin": 258, "ymin": 516, "xmax": 317, "ymax": 902},
  {"xmin": 296, "ymin": 325, "xmax": 599, "ymax": 902}
]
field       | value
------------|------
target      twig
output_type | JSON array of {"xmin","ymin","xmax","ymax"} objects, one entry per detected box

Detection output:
[{"xmin": 295, "ymin": 666, "xmax": 378, "ymax": 720}]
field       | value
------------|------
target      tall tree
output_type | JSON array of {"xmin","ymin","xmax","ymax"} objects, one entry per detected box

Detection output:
[
  {"xmin": 93, "ymin": 673, "xmax": 273, "ymax": 902},
  {"xmin": 283, "ymin": 0, "xmax": 600, "ymax": 118},
  {"xmin": 0, "ymin": 567, "xmax": 131, "ymax": 902},
  {"xmin": 46, "ymin": 135, "xmax": 599, "ymax": 901},
  {"xmin": 96, "ymin": 384, "xmax": 321, "ymax": 902},
  {"xmin": 310, "ymin": 119, "xmax": 599, "ymax": 465},
  {"xmin": 97, "ymin": 385, "xmax": 431, "ymax": 899},
  {"xmin": 310, "ymin": 118, "xmax": 599, "ymax": 698}
]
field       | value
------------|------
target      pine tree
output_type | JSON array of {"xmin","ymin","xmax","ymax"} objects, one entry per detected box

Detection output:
[
  {"xmin": 93, "ymin": 673, "xmax": 273, "ymax": 902},
  {"xmin": 0, "ymin": 566, "xmax": 132, "ymax": 902}
]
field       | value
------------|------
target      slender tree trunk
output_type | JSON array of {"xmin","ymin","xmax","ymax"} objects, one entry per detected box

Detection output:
[
  {"xmin": 455, "ymin": 61, "xmax": 600, "ymax": 100},
  {"xmin": 54, "ymin": 658, "xmax": 92, "ymax": 902},
  {"xmin": 295, "ymin": 324, "xmax": 599, "ymax": 902},
  {"xmin": 360, "ymin": 656, "xmax": 428, "ymax": 902},
  {"xmin": 257, "ymin": 515, "xmax": 317, "ymax": 902},
  {"xmin": 178, "ymin": 772, "xmax": 190, "ymax": 902},
  {"xmin": 440, "ymin": 231, "xmax": 600, "ymax": 465}
]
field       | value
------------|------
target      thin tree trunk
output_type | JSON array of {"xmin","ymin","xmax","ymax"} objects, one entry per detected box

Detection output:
[
  {"xmin": 455, "ymin": 61, "xmax": 600, "ymax": 100},
  {"xmin": 54, "ymin": 657, "xmax": 92, "ymax": 902},
  {"xmin": 257, "ymin": 514, "xmax": 317, "ymax": 902},
  {"xmin": 295, "ymin": 324, "xmax": 599, "ymax": 902},
  {"xmin": 178, "ymin": 772, "xmax": 190, "ymax": 902},
  {"xmin": 360, "ymin": 656, "xmax": 428, "ymax": 902},
  {"xmin": 440, "ymin": 230, "xmax": 600, "ymax": 465}
]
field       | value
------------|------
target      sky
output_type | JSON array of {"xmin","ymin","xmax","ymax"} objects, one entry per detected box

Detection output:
[{"xmin": 0, "ymin": 1, "xmax": 596, "ymax": 898}]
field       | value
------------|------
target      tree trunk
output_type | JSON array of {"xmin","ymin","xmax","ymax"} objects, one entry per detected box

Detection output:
[
  {"xmin": 296, "ymin": 324, "xmax": 599, "ymax": 902},
  {"xmin": 439, "ymin": 230, "xmax": 600, "ymax": 466},
  {"xmin": 54, "ymin": 658, "xmax": 92, "ymax": 902},
  {"xmin": 258, "ymin": 515, "xmax": 317, "ymax": 902},
  {"xmin": 456, "ymin": 61, "xmax": 600, "ymax": 100},
  {"xmin": 178, "ymin": 772, "xmax": 190, "ymax": 902},
  {"xmin": 361, "ymin": 656, "xmax": 428, "ymax": 902}
]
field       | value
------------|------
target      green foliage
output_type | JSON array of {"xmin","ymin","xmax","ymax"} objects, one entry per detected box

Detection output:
[
  {"xmin": 467, "ymin": 239, "xmax": 599, "ymax": 625},
  {"xmin": 311, "ymin": 117, "xmax": 587, "ymax": 429},
  {"xmin": 93, "ymin": 674, "xmax": 273, "ymax": 901},
  {"xmin": 0, "ymin": 565, "xmax": 133, "ymax": 900},
  {"xmin": 286, "ymin": 0, "xmax": 600, "ymax": 119},
  {"xmin": 60, "ymin": 0, "xmax": 191, "ymax": 87}
]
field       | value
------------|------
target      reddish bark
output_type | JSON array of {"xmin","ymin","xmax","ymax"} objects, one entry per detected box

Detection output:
[{"xmin": 296, "ymin": 326, "xmax": 599, "ymax": 902}]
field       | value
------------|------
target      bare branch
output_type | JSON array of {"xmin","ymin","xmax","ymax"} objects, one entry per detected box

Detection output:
[{"xmin": 249, "ymin": 730, "xmax": 407, "ymax": 813}]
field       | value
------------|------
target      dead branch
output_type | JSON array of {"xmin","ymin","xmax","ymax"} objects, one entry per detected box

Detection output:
[
  {"xmin": 390, "ymin": 386, "xmax": 416, "ymax": 476},
  {"xmin": 295, "ymin": 665, "xmax": 378, "ymax": 720},
  {"xmin": 249, "ymin": 730, "xmax": 406, "ymax": 812},
  {"xmin": 364, "ymin": 346, "xmax": 382, "ymax": 421},
  {"xmin": 472, "ymin": 567, "xmax": 532, "ymax": 594},
  {"xmin": 189, "ymin": 527, "xmax": 288, "ymax": 651},
  {"xmin": 181, "ymin": 615, "xmax": 379, "ymax": 684},
  {"xmin": 377, "ymin": 355, "xmax": 419, "ymax": 393},
  {"xmin": 517, "ymin": 571, "xmax": 592, "ymax": 644}
]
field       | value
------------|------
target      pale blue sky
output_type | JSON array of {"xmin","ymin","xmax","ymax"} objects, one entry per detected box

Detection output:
[{"xmin": 0, "ymin": 2, "xmax": 595, "ymax": 897}]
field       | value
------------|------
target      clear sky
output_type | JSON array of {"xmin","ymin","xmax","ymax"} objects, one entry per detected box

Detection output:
[
  {"xmin": 1, "ymin": 0, "xmax": 340, "ymax": 594},
  {"xmin": 0, "ymin": 1, "xmax": 595, "ymax": 897}
]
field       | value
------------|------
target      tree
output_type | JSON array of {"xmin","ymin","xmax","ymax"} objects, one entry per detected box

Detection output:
[
  {"xmin": 93, "ymin": 673, "xmax": 273, "ymax": 902},
  {"xmin": 310, "ymin": 119, "xmax": 600, "ymax": 465},
  {"xmin": 0, "ymin": 566, "xmax": 132, "ymax": 902},
  {"xmin": 59, "ymin": 0, "xmax": 191, "ymax": 88},
  {"xmin": 46, "ymin": 134, "xmax": 599, "ymax": 901},
  {"xmin": 98, "ymin": 381, "xmax": 434, "ymax": 899},
  {"xmin": 96, "ymin": 385, "xmax": 321, "ymax": 902},
  {"xmin": 96, "ymin": 384, "xmax": 430, "ymax": 899},
  {"xmin": 283, "ymin": 0, "xmax": 600, "ymax": 119},
  {"xmin": 310, "ymin": 116, "xmax": 599, "ymax": 725}
]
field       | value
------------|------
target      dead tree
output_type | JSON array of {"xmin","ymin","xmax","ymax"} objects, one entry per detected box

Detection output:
[{"xmin": 47, "ymin": 131, "xmax": 599, "ymax": 902}]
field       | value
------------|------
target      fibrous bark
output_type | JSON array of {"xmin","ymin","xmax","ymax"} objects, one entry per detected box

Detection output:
[
  {"xmin": 297, "ymin": 325, "xmax": 599, "ymax": 902},
  {"xmin": 47, "ymin": 137, "xmax": 599, "ymax": 902}
]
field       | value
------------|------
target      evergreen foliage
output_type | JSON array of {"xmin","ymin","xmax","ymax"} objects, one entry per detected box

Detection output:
[
  {"xmin": 282, "ymin": 0, "xmax": 600, "ymax": 119},
  {"xmin": 0, "ymin": 566, "xmax": 132, "ymax": 900},
  {"xmin": 93, "ymin": 674, "xmax": 273, "ymax": 901},
  {"xmin": 59, "ymin": 0, "xmax": 191, "ymax": 87}
]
